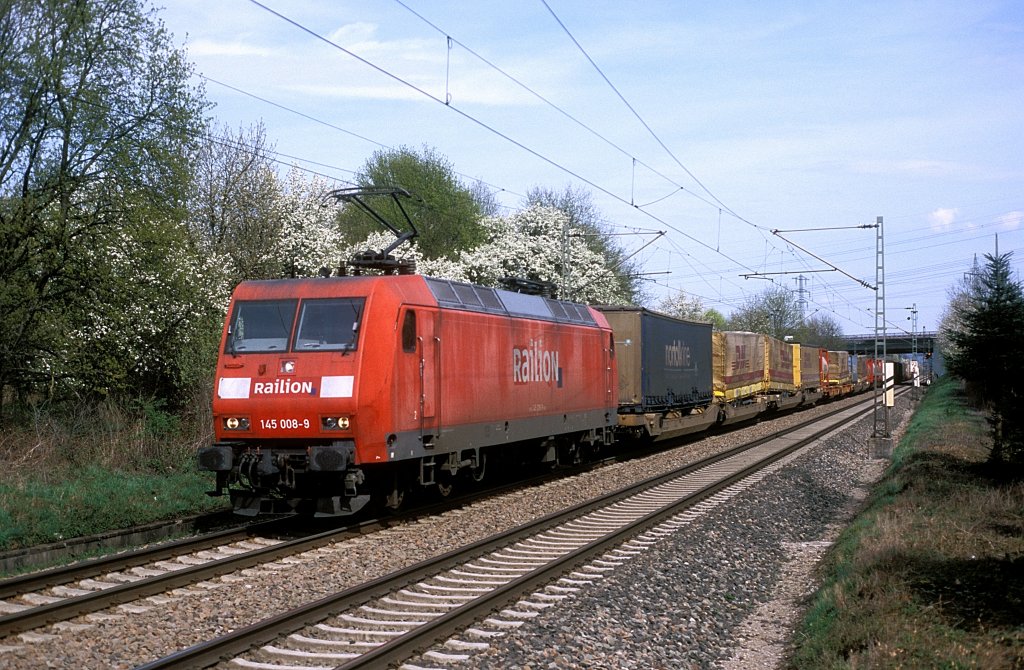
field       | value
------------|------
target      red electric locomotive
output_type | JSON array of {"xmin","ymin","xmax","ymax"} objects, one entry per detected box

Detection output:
[{"xmin": 198, "ymin": 273, "xmax": 617, "ymax": 515}]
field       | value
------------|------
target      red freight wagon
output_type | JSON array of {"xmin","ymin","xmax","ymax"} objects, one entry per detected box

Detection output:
[
  {"xmin": 199, "ymin": 275, "xmax": 617, "ymax": 516},
  {"xmin": 863, "ymin": 356, "xmax": 883, "ymax": 387}
]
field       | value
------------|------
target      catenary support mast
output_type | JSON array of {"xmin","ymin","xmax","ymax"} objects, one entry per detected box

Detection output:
[{"xmin": 871, "ymin": 215, "xmax": 892, "ymax": 454}]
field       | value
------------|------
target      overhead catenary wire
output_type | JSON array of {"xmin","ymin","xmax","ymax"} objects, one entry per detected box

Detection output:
[
  {"xmin": 536, "ymin": 0, "xmax": 806, "ymax": 309},
  {"xmin": 535, "ymin": 0, "xmax": 931, "ymax": 324},
  {"xmin": 389, "ymin": 0, "xmax": 816, "ymax": 304},
  {"xmin": 63, "ymin": 89, "xmax": 360, "ymax": 188},
  {"xmin": 538, "ymin": 0, "xmax": 770, "ymax": 235},
  {"xmin": 200, "ymin": 74, "xmax": 523, "ymax": 206},
  {"xmin": 211, "ymin": 2, "xmax": 1015, "ymax": 332},
  {"xmin": 389, "ymin": 0, "xmax": 728, "ymax": 215},
  {"xmin": 230, "ymin": 1, "xmax": 888, "ymax": 330},
  {"xmin": 243, "ymin": 0, "xmax": 766, "ymax": 280}
]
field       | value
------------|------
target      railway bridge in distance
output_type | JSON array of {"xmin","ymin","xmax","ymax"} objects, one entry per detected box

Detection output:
[{"xmin": 843, "ymin": 330, "xmax": 944, "ymax": 375}]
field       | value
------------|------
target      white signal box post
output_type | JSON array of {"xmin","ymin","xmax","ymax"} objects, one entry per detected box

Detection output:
[
  {"xmin": 871, "ymin": 362, "xmax": 896, "ymax": 458},
  {"xmin": 884, "ymin": 362, "xmax": 895, "ymax": 407}
]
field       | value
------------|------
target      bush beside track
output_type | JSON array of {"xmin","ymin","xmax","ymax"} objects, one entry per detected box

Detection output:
[
  {"xmin": 789, "ymin": 375, "xmax": 1024, "ymax": 668},
  {"xmin": 0, "ymin": 398, "xmax": 228, "ymax": 551},
  {"xmin": 0, "ymin": 467, "xmax": 227, "ymax": 551}
]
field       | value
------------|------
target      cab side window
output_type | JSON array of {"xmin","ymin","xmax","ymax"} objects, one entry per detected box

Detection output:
[{"xmin": 401, "ymin": 310, "xmax": 417, "ymax": 353}]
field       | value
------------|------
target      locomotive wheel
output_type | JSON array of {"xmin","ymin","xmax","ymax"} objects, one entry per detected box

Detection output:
[
  {"xmin": 436, "ymin": 470, "xmax": 456, "ymax": 498},
  {"xmin": 384, "ymin": 487, "xmax": 406, "ymax": 512},
  {"xmin": 381, "ymin": 470, "xmax": 410, "ymax": 513},
  {"xmin": 558, "ymin": 442, "xmax": 581, "ymax": 466},
  {"xmin": 469, "ymin": 453, "xmax": 487, "ymax": 483}
]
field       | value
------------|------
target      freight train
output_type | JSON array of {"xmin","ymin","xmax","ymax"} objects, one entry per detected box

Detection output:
[
  {"xmin": 197, "ymin": 274, "xmax": 885, "ymax": 516},
  {"xmin": 197, "ymin": 187, "xmax": 887, "ymax": 516}
]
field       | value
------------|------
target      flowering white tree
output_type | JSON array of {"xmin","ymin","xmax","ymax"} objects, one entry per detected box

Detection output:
[
  {"xmin": 937, "ymin": 255, "xmax": 982, "ymax": 364},
  {"xmin": 0, "ymin": 0, "xmax": 208, "ymax": 405},
  {"xmin": 656, "ymin": 291, "xmax": 725, "ymax": 328},
  {"xmin": 187, "ymin": 123, "xmax": 282, "ymax": 283},
  {"xmin": 526, "ymin": 185, "xmax": 642, "ymax": 303},
  {"xmin": 64, "ymin": 165, "xmax": 355, "ymax": 400},
  {"xmin": 331, "ymin": 230, "xmax": 465, "ymax": 282},
  {"xmin": 55, "ymin": 219, "xmax": 231, "ymax": 399},
  {"xmin": 276, "ymin": 168, "xmax": 345, "ymax": 277},
  {"xmin": 461, "ymin": 205, "xmax": 629, "ymax": 304},
  {"xmin": 331, "ymin": 204, "xmax": 631, "ymax": 305}
]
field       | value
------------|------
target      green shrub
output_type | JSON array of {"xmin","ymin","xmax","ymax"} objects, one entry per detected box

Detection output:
[{"xmin": 0, "ymin": 466, "xmax": 224, "ymax": 550}]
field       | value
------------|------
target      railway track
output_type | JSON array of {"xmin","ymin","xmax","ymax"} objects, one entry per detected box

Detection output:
[
  {"xmin": 0, "ymin": 510, "xmax": 247, "ymax": 576},
  {"xmin": 0, "ymin": 517, "xmax": 333, "ymax": 637},
  {"xmin": 135, "ymin": 393, "xmax": 891, "ymax": 670},
  {"xmin": 0, "ymin": 456, "xmax": 616, "ymax": 639}
]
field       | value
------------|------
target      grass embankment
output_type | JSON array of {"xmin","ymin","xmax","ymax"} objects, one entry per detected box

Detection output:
[
  {"xmin": 790, "ymin": 376, "xmax": 1024, "ymax": 668},
  {"xmin": 0, "ymin": 397, "xmax": 228, "ymax": 551}
]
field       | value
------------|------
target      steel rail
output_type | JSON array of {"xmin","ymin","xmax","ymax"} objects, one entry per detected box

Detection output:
[
  {"xmin": 0, "ymin": 520, "xmax": 280, "ymax": 600},
  {"xmin": 0, "ymin": 519, "xmax": 372, "ymax": 637},
  {"xmin": 0, "ymin": 456, "xmax": 615, "ymax": 637},
  {"xmin": 343, "ymin": 399, "xmax": 880, "ymax": 669},
  {"xmin": 138, "ymin": 393, "xmax": 894, "ymax": 670}
]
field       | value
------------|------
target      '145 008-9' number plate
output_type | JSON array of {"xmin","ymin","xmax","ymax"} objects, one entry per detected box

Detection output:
[{"xmin": 260, "ymin": 418, "xmax": 310, "ymax": 430}]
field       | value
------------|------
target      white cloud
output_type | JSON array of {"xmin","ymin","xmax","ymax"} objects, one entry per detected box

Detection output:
[
  {"xmin": 287, "ymin": 82, "xmax": 425, "ymax": 103},
  {"xmin": 997, "ymin": 211, "xmax": 1023, "ymax": 231},
  {"xmin": 188, "ymin": 39, "xmax": 273, "ymax": 58},
  {"xmin": 326, "ymin": 22, "xmax": 379, "ymax": 46},
  {"xmin": 852, "ymin": 159, "xmax": 966, "ymax": 177},
  {"xmin": 928, "ymin": 207, "xmax": 959, "ymax": 232},
  {"xmin": 197, "ymin": 19, "xmax": 543, "ymax": 108}
]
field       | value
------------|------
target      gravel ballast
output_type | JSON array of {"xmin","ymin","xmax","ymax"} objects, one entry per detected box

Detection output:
[
  {"xmin": 0, "ymin": 395, "xmax": 909, "ymax": 669},
  {"xmin": 434, "ymin": 398, "xmax": 909, "ymax": 670}
]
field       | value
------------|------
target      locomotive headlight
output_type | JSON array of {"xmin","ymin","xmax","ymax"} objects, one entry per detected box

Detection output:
[
  {"xmin": 281, "ymin": 360, "xmax": 296, "ymax": 374},
  {"xmin": 321, "ymin": 416, "xmax": 350, "ymax": 430},
  {"xmin": 224, "ymin": 417, "xmax": 250, "ymax": 430}
]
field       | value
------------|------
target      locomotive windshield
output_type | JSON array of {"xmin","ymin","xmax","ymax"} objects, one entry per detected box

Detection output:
[
  {"xmin": 293, "ymin": 298, "xmax": 365, "ymax": 351},
  {"xmin": 226, "ymin": 299, "xmax": 297, "ymax": 353},
  {"xmin": 225, "ymin": 297, "xmax": 365, "ymax": 353}
]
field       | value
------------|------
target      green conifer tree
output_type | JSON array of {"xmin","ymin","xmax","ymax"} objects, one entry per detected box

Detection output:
[{"xmin": 949, "ymin": 252, "xmax": 1024, "ymax": 465}]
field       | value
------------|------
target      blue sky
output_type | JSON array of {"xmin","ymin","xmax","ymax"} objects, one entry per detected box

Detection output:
[{"xmin": 160, "ymin": 0, "xmax": 1024, "ymax": 337}]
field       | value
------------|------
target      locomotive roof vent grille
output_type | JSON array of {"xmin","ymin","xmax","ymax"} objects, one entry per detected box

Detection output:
[{"xmin": 424, "ymin": 277, "xmax": 596, "ymax": 326}]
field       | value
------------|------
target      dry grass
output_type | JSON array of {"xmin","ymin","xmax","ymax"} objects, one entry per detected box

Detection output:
[
  {"xmin": 789, "ymin": 377, "xmax": 1024, "ymax": 669},
  {"xmin": 0, "ymin": 391, "xmax": 224, "ymax": 550},
  {"xmin": 0, "ymin": 391, "xmax": 213, "ymax": 486}
]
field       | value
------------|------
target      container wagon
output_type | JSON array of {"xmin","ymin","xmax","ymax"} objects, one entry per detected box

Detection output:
[{"xmin": 595, "ymin": 306, "xmax": 715, "ymax": 441}]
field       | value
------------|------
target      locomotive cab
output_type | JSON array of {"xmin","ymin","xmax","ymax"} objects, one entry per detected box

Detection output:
[{"xmin": 199, "ymin": 279, "xmax": 378, "ymax": 516}]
